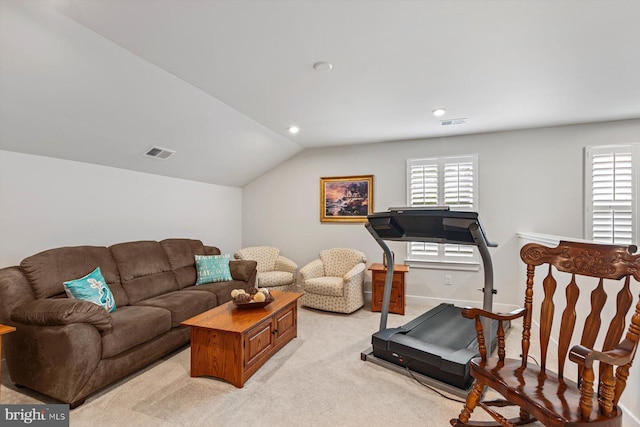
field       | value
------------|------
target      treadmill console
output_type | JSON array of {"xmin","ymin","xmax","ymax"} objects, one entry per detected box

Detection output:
[{"xmin": 367, "ymin": 207, "xmax": 493, "ymax": 247}]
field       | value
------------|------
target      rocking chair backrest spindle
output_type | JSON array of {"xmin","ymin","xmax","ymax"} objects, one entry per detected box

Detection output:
[{"xmin": 520, "ymin": 241, "xmax": 640, "ymax": 412}]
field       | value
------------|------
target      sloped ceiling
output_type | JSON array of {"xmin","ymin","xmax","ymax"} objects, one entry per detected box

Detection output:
[{"xmin": 1, "ymin": 1, "xmax": 639, "ymax": 187}]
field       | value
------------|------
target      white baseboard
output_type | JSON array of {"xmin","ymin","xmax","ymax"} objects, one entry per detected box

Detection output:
[
  {"xmin": 404, "ymin": 294, "xmax": 520, "ymax": 313},
  {"xmin": 621, "ymin": 403, "xmax": 640, "ymax": 427},
  {"xmin": 364, "ymin": 291, "xmax": 520, "ymax": 313}
]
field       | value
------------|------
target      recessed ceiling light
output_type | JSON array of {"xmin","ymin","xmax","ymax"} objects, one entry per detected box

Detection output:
[
  {"xmin": 288, "ymin": 126, "xmax": 300, "ymax": 134},
  {"xmin": 432, "ymin": 108, "xmax": 447, "ymax": 117},
  {"xmin": 313, "ymin": 61, "xmax": 333, "ymax": 72}
]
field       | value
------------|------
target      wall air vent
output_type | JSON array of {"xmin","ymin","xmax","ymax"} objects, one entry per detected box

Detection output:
[
  {"xmin": 440, "ymin": 118, "xmax": 467, "ymax": 126},
  {"xmin": 143, "ymin": 145, "xmax": 175, "ymax": 160}
]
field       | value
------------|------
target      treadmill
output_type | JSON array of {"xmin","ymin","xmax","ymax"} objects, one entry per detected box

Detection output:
[{"xmin": 361, "ymin": 207, "xmax": 500, "ymax": 397}]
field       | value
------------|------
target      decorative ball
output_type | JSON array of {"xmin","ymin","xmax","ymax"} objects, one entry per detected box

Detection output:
[
  {"xmin": 231, "ymin": 289, "xmax": 241, "ymax": 298},
  {"xmin": 253, "ymin": 292, "xmax": 266, "ymax": 302},
  {"xmin": 235, "ymin": 293, "xmax": 251, "ymax": 303}
]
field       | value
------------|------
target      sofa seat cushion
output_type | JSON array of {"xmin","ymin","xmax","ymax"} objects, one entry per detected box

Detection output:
[
  {"xmin": 257, "ymin": 271, "xmax": 294, "ymax": 288},
  {"xmin": 304, "ymin": 277, "xmax": 344, "ymax": 297},
  {"xmin": 184, "ymin": 280, "xmax": 249, "ymax": 305},
  {"xmin": 135, "ymin": 290, "xmax": 217, "ymax": 327},
  {"xmin": 101, "ymin": 305, "xmax": 171, "ymax": 358}
]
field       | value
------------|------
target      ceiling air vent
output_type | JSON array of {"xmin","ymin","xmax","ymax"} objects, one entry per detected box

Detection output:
[
  {"xmin": 143, "ymin": 145, "xmax": 175, "ymax": 160},
  {"xmin": 440, "ymin": 118, "xmax": 467, "ymax": 126}
]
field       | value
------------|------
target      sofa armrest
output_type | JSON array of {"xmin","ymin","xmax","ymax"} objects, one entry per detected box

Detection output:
[
  {"xmin": 203, "ymin": 245, "xmax": 222, "ymax": 256},
  {"xmin": 229, "ymin": 260, "xmax": 257, "ymax": 282},
  {"xmin": 0, "ymin": 266, "xmax": 36, "ymax": 325},
  {"xmin": 5, "ymin": 322, "xmax": 102, "ymax": 404},
  {"xmin": 11, "ymin": 299, "xmax": 113, "ymax": 333}
]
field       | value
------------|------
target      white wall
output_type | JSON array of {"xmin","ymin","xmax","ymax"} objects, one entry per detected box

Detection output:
[
  {"xmin": 243, "ymin": 119, "xmax": 640, "ymax": 311},
  {"xmin": 0, "ymin": 150, "xmax": 242, "ymax": 267}
]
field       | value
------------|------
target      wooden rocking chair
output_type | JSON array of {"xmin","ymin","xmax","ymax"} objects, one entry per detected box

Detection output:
[{"xmin": 451, "ymin": 240, "xmax": 640, "ymax": 427}]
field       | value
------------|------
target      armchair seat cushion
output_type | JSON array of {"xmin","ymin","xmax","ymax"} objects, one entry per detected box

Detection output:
[
  {"xmin": 257, "ymin": 271, "xmax": 294, "ymax": 288},
  {"xmin": 304, "ymin": 277, "xmax": 344, "ymax": 297},
  {"xmin": 101, "ymin": 305, "xmax": 171, "ymax": 358},
  {"xmin": 135, "ymin": 290, "xmax": 217, "ymax": 327}
]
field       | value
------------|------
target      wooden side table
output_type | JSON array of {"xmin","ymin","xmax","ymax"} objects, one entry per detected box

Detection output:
[
  {"xmin": 369, "ymin": 263, "xmax": 408, "ymax": 315},
  {"xmin": 0, "ymin": 324, "xmax": 16, "ymax": 401}
]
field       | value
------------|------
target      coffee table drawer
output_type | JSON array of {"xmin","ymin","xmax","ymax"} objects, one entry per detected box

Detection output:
[
  {"xmin": 274, "ymin": 303, "xmax": 296, "ymax": 344},
  {"xmin": 245, "ymin": 317, "xmax": 275, "ymax": 368}
]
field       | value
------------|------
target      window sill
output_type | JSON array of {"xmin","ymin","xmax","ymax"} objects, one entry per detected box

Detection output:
[{"xmin": 405, "ymin": 259, "xmax": 480, "ymax": 271}]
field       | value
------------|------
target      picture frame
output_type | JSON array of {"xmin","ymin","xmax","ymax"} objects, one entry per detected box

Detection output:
[{"xmin": 320, "ymin": 175, "xmax": 374, "ymax": 223}]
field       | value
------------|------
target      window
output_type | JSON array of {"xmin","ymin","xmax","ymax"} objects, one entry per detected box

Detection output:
[
  {"xmin": 406, "ymin": 155, "xmax": 479, "ymax": 269},
  {"xmin": 585, "ymin": 144, "xmax": 639, "ymax": 245}
]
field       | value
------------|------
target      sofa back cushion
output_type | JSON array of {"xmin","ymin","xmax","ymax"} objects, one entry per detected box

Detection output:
[
  {"xmin": 160, "ymin": 238, "xmax": 206, "ymax": 289},
  {"xmin": 20, "ymin": 246, "xmax": 129, "ymax": 306},
  {"xmin": 110, "ymin": 241, "xmax": 178, "ymax": 304}
]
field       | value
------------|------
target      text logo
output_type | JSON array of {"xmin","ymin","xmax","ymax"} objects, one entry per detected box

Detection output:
[{"xmin": 1, "ymin": 405, "xmax": 69, "ymax": 426}]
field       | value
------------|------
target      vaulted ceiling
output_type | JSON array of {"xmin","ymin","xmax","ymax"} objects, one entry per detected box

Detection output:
[{"xmin": 1, "ymin": 1, "xmax": 639, "ymax": 187}]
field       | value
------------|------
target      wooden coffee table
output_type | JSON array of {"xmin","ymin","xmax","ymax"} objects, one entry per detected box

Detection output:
[{"xmin": 181, "ymin": 290, "xmax": 302, "ymax": 387}]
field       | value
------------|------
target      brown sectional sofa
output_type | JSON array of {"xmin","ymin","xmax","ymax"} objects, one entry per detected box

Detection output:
[{"xmin": 0, "ymin": 238, "xmax": 257, "ymax": 408}]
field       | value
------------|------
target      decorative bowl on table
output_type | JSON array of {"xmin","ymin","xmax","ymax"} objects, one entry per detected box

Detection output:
[{"xmin": 231, "ymin": 288, "xmax": 274, "ymax": 309}]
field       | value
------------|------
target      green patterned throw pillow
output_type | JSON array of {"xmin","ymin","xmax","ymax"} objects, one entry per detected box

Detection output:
[
  {"xmin": 63, "ymin": 267, "xmax": 116, "ymax": 312},
  {"xmin": 195, "ymin": 254, "xmax": 233, "ymax": 285}
]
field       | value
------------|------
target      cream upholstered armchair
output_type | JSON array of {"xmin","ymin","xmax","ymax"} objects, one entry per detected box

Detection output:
[
  {"xmin": 299, "ymin": 248, "xmax": 366, "ymax": 314},
  {"xmin": 233, "ymin": 246, "xmax": 298, "ymax": 292}
]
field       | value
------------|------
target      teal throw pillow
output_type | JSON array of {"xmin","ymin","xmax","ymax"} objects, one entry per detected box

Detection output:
[
  {"xmin": 195, "ymin": 254, "xmax": 232, "ymax": 285},
  {"xmin": 63, "ymin": 267, "xmax": 116, "ymax": 313}
]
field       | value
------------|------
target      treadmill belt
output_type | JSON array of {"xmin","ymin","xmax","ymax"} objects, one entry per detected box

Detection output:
[
  {"xmin": 371, "ymin": 303, "xmax": 498, "ymax": 390},
  {"xmin": 405, "ymin": 305, "xmax": 477, "ymax": 350}
]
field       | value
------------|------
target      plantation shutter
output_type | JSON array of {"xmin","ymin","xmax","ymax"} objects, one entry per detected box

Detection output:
[
  {"xmin": 407, "ymin": 155, "xmax": 478, "ymax": 264},
  {"xmin": 443, "ymin": 161, "xmax": 476, "ymax": 258},
  {"xmin": 408, "ymin": 159, "xmax": 439, "ymax": 257},
  {"xmin": 586, "ymin": 145, "xmax": 638, "ymax": 245}
]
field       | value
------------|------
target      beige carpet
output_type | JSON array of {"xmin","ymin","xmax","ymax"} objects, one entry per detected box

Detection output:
[{"xmin": 2, "ymin": 301, "xmax": 543, "ymax": 427}]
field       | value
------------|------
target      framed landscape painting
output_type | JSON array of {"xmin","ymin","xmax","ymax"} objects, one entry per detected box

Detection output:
[{"xmin": 320, "ymin": 175, "xmax": 374, "ymax": 223}]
